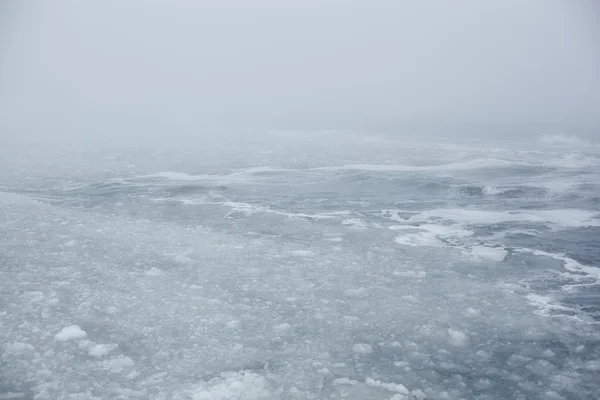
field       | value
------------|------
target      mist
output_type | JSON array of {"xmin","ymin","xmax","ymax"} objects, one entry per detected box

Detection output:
[
  {"xmin": 4, "ymin": 3, "xmax": 600, "ymax": 399},
  {"xmin": 1, "ymin": 0, "xmax": 599, "ymax": 142}
]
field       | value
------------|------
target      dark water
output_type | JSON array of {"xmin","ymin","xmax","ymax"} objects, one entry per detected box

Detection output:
[{"xmin": 1, "ymin": 133, "xmax": 599, "ymax": 399}]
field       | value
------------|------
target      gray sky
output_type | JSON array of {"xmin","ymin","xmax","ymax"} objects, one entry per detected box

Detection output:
[{"xmin": 1, "ymin": 0, "xmax": 599, "ymax": 139}]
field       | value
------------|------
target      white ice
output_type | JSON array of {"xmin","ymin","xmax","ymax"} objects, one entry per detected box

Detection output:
[{"xmin": 54, "ymin": 325, "xmax": 87, "ymax": 341}]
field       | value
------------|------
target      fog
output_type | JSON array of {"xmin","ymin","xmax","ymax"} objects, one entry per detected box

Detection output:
[
  {"xmin": 3, "ymin": 3, "xmax": 600, "ymax": 399},
  {"xmin": 1, "ymin": 0, "xmax": 599, "ymax": 141}
]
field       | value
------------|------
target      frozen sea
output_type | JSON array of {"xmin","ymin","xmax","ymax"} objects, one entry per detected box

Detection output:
[{"xmin": 1, "ymin": 131, "xmax": 599, "ymax": 400}]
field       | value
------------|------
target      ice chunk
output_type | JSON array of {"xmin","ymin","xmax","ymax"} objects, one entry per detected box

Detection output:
[
  {"xmin": 448, "ymin": 329, "xmax": 468, "ymax": 347},
  {"xmin": 343, "ymin": 287, "xmax": 369, "ymax": 298},
  {"xmin": 173, "ymin": 253, "xmax": 194, "ymax": 263},
  {"xmin": 55, "ymin": 325, "xmax": 87, "ymax": 341},
  {"xmin": 4, "ymin": 342, "xmax": 35, "ymax": 353},
  {"xmin": 273, "ymin": 322, "xmax": 291, "ymax": 333},
  {"xmin": 332, "ymin": 378, "xmax": 358, "ymax": 386},
  {"xmin": 88, "ymin": 343, "xmax": 117, "ymax": 358},
  {"xmin": 352, "ymin": 343, "xmax": 373, "ymax": 354},
  {"xmin": 469, "ymin": 246, "xmax": 507, "ymax": 262},
  {"xmin": 393, "ymin": 270, "xmax": 426, "ymax": 279},
  {"xmin": 365, "ymin": 378, "xmax": 409, "ymax": 394},
  {"xmin": 181, "ymin": 371, "xmax": 271, "ymax": 400},
  {"xmin": 341, "ymin": 219, "xmax": 368, "ymax": 229},
  {"xmin": 584, "ymin": 360, "xmax": 600, "ymax": 371},
  {"xmin": 145, "ymin": 267, "xmax": 163, "ymax": 276},
  {"xmin": 101, "ymin": 355, "xmax": 135, "ymax": 374},
  {"xmin": 287, "ymin": 250, "xmax": 315, "ymax": 257},
  {"xmin": 0, "ymin": 393, "xmax": 27, "ymax": 400},
  {"xmin": 395, "ymin": 232, "xmax": 444, "ymax": 247}
]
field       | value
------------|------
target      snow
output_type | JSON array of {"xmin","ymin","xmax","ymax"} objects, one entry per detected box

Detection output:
[{"xmin": 54, "ymin": 325, "xmax": 87, "ymax": 341}]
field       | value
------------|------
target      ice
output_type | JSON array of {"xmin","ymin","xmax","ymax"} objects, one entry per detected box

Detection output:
[
  {"xmin": 4, "ymin": 342, "xmax": 35, "ymax": 354},
  {"xmin": 519, "ymin": 248, "xmax": 600, "ymax": 280},
  {"xmin": 88, "ymin": 343, "xmax": 117, "ymax": 358},
  {"xmin": 392, "ymin": 223, "xmax": 472, "ymax": 248},
  {"xmin": 394, "ymin": 231, "xmax": 444, "ymax": 247},
  {"xmin": 2, "ymin": 134, "xmax": 600, "ymax": 399},
  {"xmin": 174, "ymin": 371, "xmax": 272, "ymax": 400},
  {"xmin": 100, "ymin": 355, "xmax": 135, "ymax": 374},
  {"xmin": 286, "ymin": 250, "xmax": 315, "ymax": 257},
  {"xmin": 343, "ymin": 287, "xmax": 369, "ymax": 298},
  {"xmin": 272, "ymin": 322, "xmax": 292, "ymax": 333},
  {"xmin": 526, "ymin": 294, "xmax": 579, "ymax": 316},
  {"xmin": 352, "ymin": 343, "xmax": 373, "ymax": 354},
  {"xmin": 54, "ymin": 325, "xmax": 87, "ymax": 341},
  {"xmin": 448, "ymin": 329, "xmax": 468, "ymax": 347},
  {"xmin": 315, "ymin": 158, "xmax": 535, "ymax": 172},
  {"xmin": 469, "ymin": 245, "xmax": 508, "ymax": 262},
  {"xmin": 537, "ymin": 134, "xmax": 587, "ymax": 146},
  {"xmin": 145, "ymin": 267, "xmax": 163, "ymax": 276},
  {"xmin": 0, "ymin": 394, "xmax": 27, "ymax": 400},
  {"xmin": 341, "ymin": 218, "xmax": 368, "ymax": 229},
  {"xmin": 332, "ymin": 378, "xmax": 358, "ymax": 386},
  {"xmin": 392, "ymin": 270, "xmax": 426, "ymax": 279},
  {"xmin": 364, "ymin": 378, "xmax": 409, "ymax": 395},
  {"xmin": 410, "ymin": 208, "xmax": 599, "ymax": 229}
]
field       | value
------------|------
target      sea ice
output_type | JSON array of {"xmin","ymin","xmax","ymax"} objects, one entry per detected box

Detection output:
[{"xmin": 54, "ymin": 325, "xmax": 87, "ymax": 341}]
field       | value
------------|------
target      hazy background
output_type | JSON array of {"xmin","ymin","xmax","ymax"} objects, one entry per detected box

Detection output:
[{"xmin": 1, "ymin": 0, "xmax": 599, "ymax": 143}]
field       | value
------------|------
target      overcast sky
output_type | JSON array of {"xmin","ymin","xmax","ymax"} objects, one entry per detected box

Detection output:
[{"xmin": 0, "ymin": 0, "xmax": 599, "ymax": 139}]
